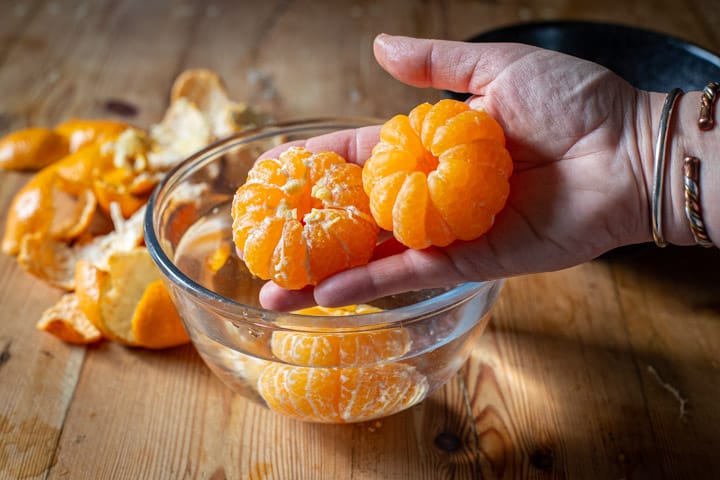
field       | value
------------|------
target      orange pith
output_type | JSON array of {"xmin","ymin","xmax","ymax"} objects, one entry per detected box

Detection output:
[
  {"xmin": 257, "ymin": 305, "xmax": 427, "ymax": 423},
  {"xmin": 362, "ymin": 99, "xmax": 512, "ymax": 249},
  {"xmin": 231, "ymin": 147, "xmax": 379, "ymax": 289}
]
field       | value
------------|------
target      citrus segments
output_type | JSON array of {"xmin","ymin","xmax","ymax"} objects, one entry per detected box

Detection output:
[
  {"xmin": 270, "ymin": 305, "xmax": 411, "ymax": 368},
  {"xmin": 231, "ymin": 147, "xmax": 379, "ymax": 289},
  {"xmin": 362, "ymin": 99, "xmax": 513, "ymax": 249},
  {"xmin": 0, "ymin": 127, "xmax": 69, "ymax": 171},
  {"xmin": 257, "ymin": 362, "xmax": 427, "ymax": 423},
  {"xmin": 36, "ymin": 293, "xmax": 102, "ymax": 345},
  {"xmin": 255, "ymin": 304, "xmax": 426, "ymax": 423},
  {"xmin": 270, "ymin": 327, "xmax": 411, "ymax": 367},
  {"xmin": 75, "ymin": 247, "xmax": 190, "ymax": 349}
]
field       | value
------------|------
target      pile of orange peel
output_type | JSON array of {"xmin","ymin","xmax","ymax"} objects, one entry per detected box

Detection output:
[{"xmin": 1, "ymin": 69, "xmax": 266, "ymax": 348}]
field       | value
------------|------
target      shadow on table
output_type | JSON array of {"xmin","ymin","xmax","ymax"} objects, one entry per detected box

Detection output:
[{"xmin": 465, "ymin": 244, "xmax": 720, "ymax": 478}]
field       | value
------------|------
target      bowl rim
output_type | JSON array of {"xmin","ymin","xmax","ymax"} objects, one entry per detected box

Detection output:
[{"xmin": 144, "ymin": 117, "xmax": 500, "ymax": 327}]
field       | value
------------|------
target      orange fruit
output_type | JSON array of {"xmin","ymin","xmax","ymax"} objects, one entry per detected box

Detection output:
[
  {"xmin": 36, "ymin": 293, "xmax": 102, "ymax": 344},
  {"xmin": 271, "ymin": 305, "xmax": 410, "ymax": 367},
  {"xmin": 258, "ymin": 362, "xmax": 427, "ymax": 423},
  {"xmin": 362, "ymin": 99, "xmax": 512, "ymax": 249},
  {"xmin": 0, "ymin": 127, "xmax": 69, "ymax": 170},
  {"xmin": 257, "ymin": 304, "xmax": 427, "ymax": 423},
  {"xmin": 231, "ymin": 147, "xmax": 379, "ymax": 289},
  {"xmin": 54, "ymin": 118, "xmax": 130, "ymax": 152},
  {"xmin": 75, "ymin": 247, "xmax": 190, "ymax": 349}
]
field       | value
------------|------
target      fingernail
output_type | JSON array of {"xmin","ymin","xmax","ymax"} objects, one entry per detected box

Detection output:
[{"xmin": 374, "ymin": 33, "xmax": 393, "ymax": 47}]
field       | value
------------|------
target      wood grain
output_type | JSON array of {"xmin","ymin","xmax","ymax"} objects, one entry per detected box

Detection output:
[{"xmin": 1, "ymin": 0, "xmax": 720, "ymax": 479}]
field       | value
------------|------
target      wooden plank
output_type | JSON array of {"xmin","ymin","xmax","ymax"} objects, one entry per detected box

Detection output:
[
  {"xmin": 465, "ymin": 263, "xmax": 668, "ymax": 478},
  {"xmin": 609, "ymin": 246, "xmax": 720, "ymax": 478},
  {"xmin": 2, "ymin": 0, "xmax": 719, "ymax": 478},
  {"xmin": 0, "ymin": 0, "xmax": 209, "ymax": 478},
  {"xmin": 0, "ymin": 260, "xmax": 82, "ymax": 480}
]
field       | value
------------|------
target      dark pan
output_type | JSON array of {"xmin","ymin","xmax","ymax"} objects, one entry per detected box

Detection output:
[{"xmin": 445, "ymin": 20, "xmax": 720, "ymax": 99}]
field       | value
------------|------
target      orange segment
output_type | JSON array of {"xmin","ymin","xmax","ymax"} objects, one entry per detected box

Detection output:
[
  {"xmin": 392, "ymin": 171, "xmax": 429, "ymax": 249},
  {"xmin": 362, "ymin": 99, "xmax": 512, "ymax": 249},
  {"xmin": 408, "ymin": 102, "xmax": 432, "ymax": 133},
  {"xmin": 419, "ymin": 99, "xmax": 469, "ymax": 149},
  {"xmin": 0, "ymin": 127, "xmax": 69, "ymax": 170},
  {"xmin": 232, "ymin": 147, "xmax": 379, "ymax": 289},
  {"xmin": 37, "ymin": 293, "xmax": 102, "ymax": 344},
  {"xmin": 271, "ymin": 327, "xmax": 410, "ymax": 367},
  {"xmin": 206, "ymin": 242, "xmax": 231, "ymax": 273},
  {"xmin": 258, "ymin": 304, "xmax": 426, "ymax": 423},
  {"xmin": 430, "ymin": 109, "xmax": 506, "ymax": 156},
  {"xmin": 272, "ymin": 303, "xmax": 409, "ymax": 368},
  {"xmin": 257, "ymin": 362, "xmax": 427, "ymax": 423}
]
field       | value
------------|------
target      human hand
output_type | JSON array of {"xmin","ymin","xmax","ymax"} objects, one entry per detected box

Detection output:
[{"xmin": 259, "ymin": 34, "xmax": 660, "ymax": 310}]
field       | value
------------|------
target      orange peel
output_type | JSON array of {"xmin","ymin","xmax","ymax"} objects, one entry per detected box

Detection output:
[
  {"xmin": 37, "ymin": 293, "xmax": 102, "ymax": 344},
  {"xmin": 16, "ymin": 203, "xmax": 145, "ymax": 289},
  {"xmin": 54, "ymin": 118, "xmax": 130, "ymax": 152},
  {"xmin": 170, "ymin": 68, "xmax": 268, "ymax": 138},
  {"xmin": 0, "ymin": 127, "xmax": 69, "ymax": 171},
  {"xmin": 76, "ymin": 247, "xmax": 189, "ymax": 349},
  {"xmin": 2, "ymin": 152, "xmax": 100, "ymax": 256}
]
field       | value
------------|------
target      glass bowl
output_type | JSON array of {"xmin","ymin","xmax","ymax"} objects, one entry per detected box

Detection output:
[{"xmin": 145, "ymin": 118, "xmax": 504, "ymax": 424}]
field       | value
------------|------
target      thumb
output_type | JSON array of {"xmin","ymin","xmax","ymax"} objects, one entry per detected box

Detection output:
[{"xmin": 373, "ymin": 34, "xmax": 535, "ymax": 95}]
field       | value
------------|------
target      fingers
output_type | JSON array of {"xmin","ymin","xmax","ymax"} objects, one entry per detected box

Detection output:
[
  {"xmin": 259, "ymin": 248, "xmax": 467, "ymax": 310},
  {"xmin": 313, "ymin": 248, "xmax": 467, "ymax": 307},
  {"xmin": 259, "ymin": 125, "xmax": 381, "ymax": 166},
  {"xmin": 259, "ymin": 283, "xmax": 317, "ymax": 312},
  {"xmin": 373, "ymin": 33, "xmax": 536, "ymax": 95}
]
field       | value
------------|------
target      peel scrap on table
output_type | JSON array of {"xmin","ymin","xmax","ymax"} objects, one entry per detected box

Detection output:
[{"xmin": 0, "ymin": 69, "xmax": 266, "ymax": 348}]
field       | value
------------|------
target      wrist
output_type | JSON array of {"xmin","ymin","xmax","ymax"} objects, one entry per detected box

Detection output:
[{"xmin": 643, "ymin": 90, "xmax": 720, "ymax": 247}]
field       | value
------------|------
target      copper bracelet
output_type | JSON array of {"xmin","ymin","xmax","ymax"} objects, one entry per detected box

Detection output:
[
  {"xmin": 683, "ymin": 156, "xmax": 713, "ymax": 247},
  {"xmin": 652, "ymin": 88, "xmax": 684, "ymax": 247},
  {"xmin": 698, "ymin": 81, "xmax": 719, "ymax": 130}
]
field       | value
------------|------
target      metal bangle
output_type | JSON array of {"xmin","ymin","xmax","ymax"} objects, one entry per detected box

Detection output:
[
  {"xmin": 652, "ymin": 88, "xmax": 684, "ymax": 248},
  {"xmin": 683, "ymin": 156, "xmax": 714, "ymax": 247},
  {"xmin": 698, "ymin": 81, "xmax": 719, "ymax": 130}
]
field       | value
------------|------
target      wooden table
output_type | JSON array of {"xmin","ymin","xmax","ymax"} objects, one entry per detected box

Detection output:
[{"xmin": 2, "ymin": 1, "xmax": 720, "ymax": 478}]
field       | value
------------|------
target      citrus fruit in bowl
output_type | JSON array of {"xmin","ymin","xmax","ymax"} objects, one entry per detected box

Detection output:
[{"xmin": 145, "ymin": 118, "xmax": 504, "ymax": 423}]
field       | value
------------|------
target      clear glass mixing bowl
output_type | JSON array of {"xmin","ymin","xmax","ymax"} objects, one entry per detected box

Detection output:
[{"xmin": 145, "ymin": 119, "xmax": 504, "ymax": 423}]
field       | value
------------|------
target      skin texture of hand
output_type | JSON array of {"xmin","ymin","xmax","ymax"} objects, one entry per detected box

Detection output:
[{"xmin": 259, "ymin": 34, "xmax": 659, "ymax": 311}]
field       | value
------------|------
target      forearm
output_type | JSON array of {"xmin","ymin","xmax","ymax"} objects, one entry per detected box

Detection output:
[{"xmin": 645, "ymin": 90, "xmax": 720, "ymax": 247}]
